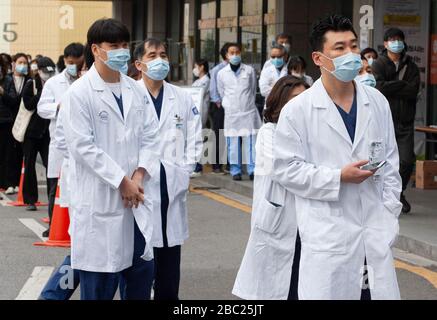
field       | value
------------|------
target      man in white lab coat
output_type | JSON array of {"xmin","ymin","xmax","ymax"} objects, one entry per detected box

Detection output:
[
  {"xmin": 217, "ymin": 43, "xmax": 262, "ymax": 181},
  {"xmin": 259, "ymin": 44, "xmax": 288, "ymax": 100},
  {"xmin": 134, "ymin": 39, "xmax": 203, "ymax": 300},
  {"xmin": 273, "ymin": 15, "xmax": 402, "ymax": 300},
  {"xmin": 61, "ymin": 19, "xmax": 159, "ymax": 300},
  {"xmin": 37, "ymin": 42, "xmax": 84, "ymax": 237}
]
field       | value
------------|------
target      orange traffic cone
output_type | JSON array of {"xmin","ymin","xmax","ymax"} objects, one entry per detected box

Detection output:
[
  {"xmin": 8, "ymin": 161, "xmax": 48, "ymax": 207},
  {"xmin": 34, "ymin": 181, "xmax": 70, "ymax": 248}
]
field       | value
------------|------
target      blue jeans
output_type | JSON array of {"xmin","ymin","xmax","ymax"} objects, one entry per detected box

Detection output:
[
  {"xmin": 226, "ymin": 135, "xmax": 256, "ymax": 176},
  {"xmin": 79, "ymin": 221, "xmax": 155, "ymax": 300},
  {"xmin": 39, "ymin": 255, "xmax": 80, "ymax": 300}
]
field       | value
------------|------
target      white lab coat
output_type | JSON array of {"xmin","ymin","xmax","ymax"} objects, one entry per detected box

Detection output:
[
  {"xmin": 192, "ymin": 74, "xmax": 210, "ymax": 128},
  {"xmin": 259, "ymin": 63, "xmax": 288, "ymax": 98},
  {"xmin": 61, "ymin": 65, "xmax": 160, "ymax": 272},
  {"xmin": 37, "ymin": 69, "xmax": 73, "ymax": 178},
  {"xmin": 233, "ymin": 123, "xmax": 298, "ymax": 300},
  {"xmin": 273, "ymin": 78, "xmax": 402, "ymax": 300},
  {"xmin": 54, "ymin": 103, "xmax": 70, "ymax": 208},
  {"xmin": 136, "ymin": 80, "xmax": 203, "ymax": 248},
  {"xmin": 217, "ymin": 64, "xmax": 262, "ymax": 137}
]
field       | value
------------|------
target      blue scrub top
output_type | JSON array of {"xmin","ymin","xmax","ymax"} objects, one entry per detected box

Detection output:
[
  {"xmin": 335, "ymin": 91, "xmax": 357, "ymax": 143},
  {"xmin": 112, "ymin": 93, "xmax": 124, "ymax": 119},
  {"xmin": 149, "ymin": 86, "xmax": 164, "ymax": 120}
]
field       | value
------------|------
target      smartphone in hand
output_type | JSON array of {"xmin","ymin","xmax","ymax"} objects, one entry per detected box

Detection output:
[{"xmin": 360, "ymin": 161, "xmax": 387, "ymax": 172}]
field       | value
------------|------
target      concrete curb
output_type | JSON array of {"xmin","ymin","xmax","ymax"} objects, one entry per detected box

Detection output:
[{"xmin": 196, "ymin": 174, "xmax": 437, "ymax": 263}]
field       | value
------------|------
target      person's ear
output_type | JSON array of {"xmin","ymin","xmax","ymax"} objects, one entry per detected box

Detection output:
[
  {"xmin": 312, "ymin": 52, "xmax": 323, "ymax": 67},
  {"xmin": 134, "ymin": 60, "xmax": 143, "ymax": 72}
]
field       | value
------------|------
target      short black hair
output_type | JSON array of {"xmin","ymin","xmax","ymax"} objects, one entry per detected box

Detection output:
[
  {"xmin": 361, "ymin": 47, "xmax": 378, "ymax": 59},
  {"xmin": 134, "ymin": 38, "xmax": 167, "ymax": 60},
  {"xmin": 87, "ymin": 18, "xmax": 130, "ymax": 47},
  {"xmin": 287, "ymin": 55, "xmax": 307, "ymax": 72},
  {"xmin": 275, "ymin": 33, "xmax": 292, "ymax": 44},
  {"xmin": 64, "ymin": 42, "xmax": 85, "ymax": 58},
  {"xmin": 220, "ymin": 43, "xmax": 232, "ymax": 60},
  {"xmin": 84, "ymin": 44, "xmax": 94, "ymax": 69},
  {"xmin": 195, "ymin": 58, "xmax": 209, "ymax": 76},
  {"xmin": 384, "ymin": 28, "xmax": 405, "ymax": 41},
  {"xmin": 226, "ymin": 43, "xmax": 242, "ymax": 53},
  {"xmin": 13, "ymin": 52, "xmax": 29, "ymax": 64},
  {"xmin": 310, "ymin": 14, "xmax": 357, "ymax": 52},
  {"xmin": 56, "ymin": 55, "xmax": 65, "ymax": 72}
]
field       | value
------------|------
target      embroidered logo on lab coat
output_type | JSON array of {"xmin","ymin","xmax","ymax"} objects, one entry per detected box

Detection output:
[
  {"xmin": 192, "ymin": 106, "xmax": 199, "ymax": 116},
  {"xmin": 98, "ymin": 110, "xmax": 109, "ymax": 122}
]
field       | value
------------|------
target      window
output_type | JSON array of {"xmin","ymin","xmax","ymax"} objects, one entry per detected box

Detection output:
[
  {"xmin": 242, "ymin": 0, "xmax": 262, "ymax": 16},
  {"xmin": 199, "ymin": 1, "xmax": 217, "ymax": 63},
  {"xmin": 218, "ymin": 0, "xmax": 238, "ymax": 54}
]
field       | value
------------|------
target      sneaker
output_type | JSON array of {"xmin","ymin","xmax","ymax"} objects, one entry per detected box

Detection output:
[
  {"xmin": 211, "ymin": 168, "xmax": 224, "ymax": 175},
  {"xmin": 42, "ymin": 229, "xmax": 50, "ymax": 238},
  {"xmin": 400, "ymin": 194, "xmax": 411, "ymax": 214},
  {"xmin": 14, "ymin": 186, "xmax": 19, "ymax": 193},
  {"xmin": 190, "ymin": 171, "xmax": 202, "ymax": 178},
  {"xmin": 5, "ymin": 187, "xmax": 15, "ymax": 195},
  {"xmin": 232, "ymin": 174, "xmax": 242, "ymax": 181},
  {"xmin": 26, "ymin": 204, "xmax": 37, "ymax": 211}
]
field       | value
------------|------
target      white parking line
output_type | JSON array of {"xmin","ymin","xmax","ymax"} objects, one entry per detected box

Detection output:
[
  {"xmin": 19, "ymin": 218, "xmax": 48, "ymax": 241},
  {"xmin": 15, "ymin": 266, "xmax": 54, "ymax": 300}
]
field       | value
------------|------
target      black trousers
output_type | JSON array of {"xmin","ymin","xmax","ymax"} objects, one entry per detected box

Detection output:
[
  {"xmin": 22, "ymin": 134, "xmax": 49, "ymax": 204},
  {"xmin": 153, "ymin": 246, "xmax": 181, "ymax": 300},
  {"xmin": 287, "ymin": 232, "xmax": 371, "ymax": 300},
  {"xmin": 47, "ymin": 178, "xmax": 58, "ymax": 224},
  {"xmin": 152, "ymin": 163, "xmax": 181, "ymax": 300},
  {"xmin": 0, "ymin": 123, "xmax": 22, "ymax": 188},
  {"xmin": 210, "ymin": 103, "xmax": 225, "ymax": 170},
  {"xmin": 395, "ymin": 123, "xmax": 415, "ymax": 191},
  {"xmin": 287, "ymin": 232, "xmax": 301, "ymax": 300}
]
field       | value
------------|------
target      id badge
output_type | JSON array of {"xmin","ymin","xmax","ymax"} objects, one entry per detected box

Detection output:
[{"xmin": 173, "ymin": 114, "xmax": 184, "ymax": 130}]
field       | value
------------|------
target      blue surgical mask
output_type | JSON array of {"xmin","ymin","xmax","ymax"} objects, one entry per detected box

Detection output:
[
  {"xmin": 16, "ymin": 64, "xmax": 28, "ymax": 75},
  {"xmin": 387, "ymin": 40, "xmax": 405, "ymax": 54},
  {"xmin": 271, "ymin": 57, "xmax": 284, "ymax": 69},
  {"xmin": 355, "ymin": 73, "xmax": 376, "ymax": 88},
  {"xmin": 229, "ymin": 55, "xmax": 241, "ymax": 66},
  {"xmin": 367, "ymin": 57, "xmax": 374, "ymax": 66},
  {"xmin": 320, "ymin": 52, "xmax": 363, "ymax": 82},
  {"xmin": 142, "ymin": 58, "xmax": 170, "ymax": 81},
  {"xmin": 65, "ymin": 64, "xmax": 78, "ymax": 77},
  {"xmin": 99, "ymin": 47, "xmax": 130, "ymax": 74}
]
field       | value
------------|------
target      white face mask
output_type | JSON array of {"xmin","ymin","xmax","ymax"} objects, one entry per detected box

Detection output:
[
  {"xmin": 38, "ymin": 70, "xmax": 52, "ymax": 81},
  {"xmin": 31, "ymin": 64, "xmax": 38, "ymax": 71},
  {"xmin": 192, "ymin": 67, "xmax": 200, "ymax": 78}
]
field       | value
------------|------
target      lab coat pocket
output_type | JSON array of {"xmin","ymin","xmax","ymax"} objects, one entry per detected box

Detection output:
[
  {"xmin": 255, "ymin": 198, "xmax": 284, "ymax": 234},
  {"xmin": 306, "ymin": 207, "xmax": 347, "ymax": 254},
  {"xmin": 383, "ymin": 207, "xmax": 399, "ymax": 248}
]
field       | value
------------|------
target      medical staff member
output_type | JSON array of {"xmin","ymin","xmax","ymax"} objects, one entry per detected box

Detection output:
[
  {"xmin": 259, "ymin": 44, "xmax": 288, "ymax": 99},
  {"xmin": 209, "ymin": 43, "xmax": 231, "ymax": 174},
  {"xmin": 355, "ymin": 55, "xmax": 376, "ymax": 88},
  {"xmin": 61, "ymin": 18, "xmax": 159, "ymax": 300},
  {"xmin": 263, "ymin": 33, "xmax": 292, "ymax": 69},
  {"xmin": 134, "ymin": 38, "xmax": 202, "ymax": 300},
  {"xmin": 37, "ymin": 42, "xmax": 84, "ymax": 237},
  {"xmin": 217, "ymin": 43, "xmax": 262, "ymax": 181},
  {"xmin": 273, "ymin": 15, "xmax": 402, "ymax": 300},
  {"xmin": 191, "ymin": 59, "xmax": 210, "ymax": 177},
  {"xmin": 233, "ymin": 76, "xmax": 309, "ymax": 300},
  {"xmin": 287, "ymin": 56, "xmax": 314, "ymax": 87}
]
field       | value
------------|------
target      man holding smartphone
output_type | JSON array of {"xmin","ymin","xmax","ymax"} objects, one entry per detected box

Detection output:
[{"xmin": 273, "ymin": 15, "xmax": 402, "ymax": 300}]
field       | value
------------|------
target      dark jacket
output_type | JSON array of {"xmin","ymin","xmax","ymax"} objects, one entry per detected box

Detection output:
[
  {"xmin": 372, "ymin": 50, "xmax": 420, "ymax": 126},
  {"xmin": 0, "ymin": 76, "xmax": 17, "ymax": 124},
  {"xmin": 22, "ymin": 77, "xmax": 50, "ymax": 139},
  {"xmin": 0, "ymin": 74, "xmax": 30, "ymax": 124}
]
